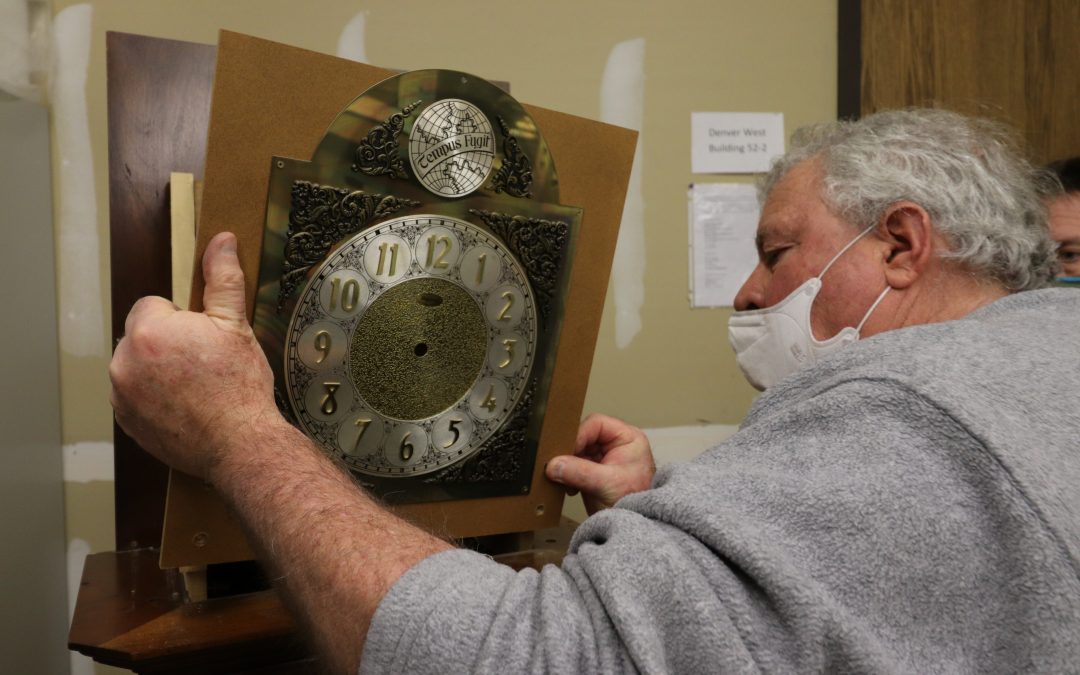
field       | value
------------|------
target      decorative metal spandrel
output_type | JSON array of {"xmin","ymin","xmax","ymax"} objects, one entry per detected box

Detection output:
[
  {"xmin": 425, "ymin": 378, "xmax": 535, "ymax": 485},
  {"xmin": 468, "ymin": 208, "xmax": 569, "ymax": 322},
  {"xmin": 488, "ymin": 116, "xmax": 534, "ymax": 198},
  {"xmin": 277, "ymin": 181, "xmax": 419, "ymax": 310},
  {"xmin": 351, "ymin": 100, "xmax": 422, "ymax": 178}
]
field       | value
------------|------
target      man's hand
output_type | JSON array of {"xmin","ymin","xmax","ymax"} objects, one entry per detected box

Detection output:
[
  {"xmin": 545, "ymin": 413, "xmax": 656, "ymax": 515},
  {"xmin": 109, "ymin": 232, "xmax": 278, "ymax": 480},
  {"xmin": 110, "ymin": 231, "xmax": 456, "ymax": 674}
]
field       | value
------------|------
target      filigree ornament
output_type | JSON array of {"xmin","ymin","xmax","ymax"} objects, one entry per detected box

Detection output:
[
  {"xmin": 488, "ymin": 116, "xmax": 534, "ymax": 198},
  {"xmin": 351, "ymin": 100, "xmax": 422, "ymax": 178},
  {"xmin": 468, "ymin": 209, "xmax": 569, "ymax": 321},
  {"xmin": 277, "ymin": 181, "xmax": 419, "ymax": 309},
  {"xmin": 425, "ymin": 380, "xmax": 535, "ymax": 484}
]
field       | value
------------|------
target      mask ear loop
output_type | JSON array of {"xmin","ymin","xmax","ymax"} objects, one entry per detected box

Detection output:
[
  {"xmin": 817, "ymin": 222, "xmax": 889, "ymax": 336},
  {"xmin": 855, "ymin": 285, "xmax": 891, "ymax": 333},
  {"xmin": 817, "ymin": 222, "xmax": 879, "ymax": 280}
]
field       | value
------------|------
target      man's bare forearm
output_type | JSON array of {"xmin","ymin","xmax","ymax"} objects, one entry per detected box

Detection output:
[
  {"xmin": 209, "ymin": 412, "xmax": 453, "ymax": 673},
  {"xmin": 109, "ymin": 234, "xmax": 452, "ymax": 671}
]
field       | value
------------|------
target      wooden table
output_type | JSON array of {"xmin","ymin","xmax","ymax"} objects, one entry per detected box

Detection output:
[
  {"xmin": 69, "ymin": 519, "xmax": 577, "ymax": 673},
  {"xmin": 68, "ymin": 549, "xmax": 313, "ymax": 674}
]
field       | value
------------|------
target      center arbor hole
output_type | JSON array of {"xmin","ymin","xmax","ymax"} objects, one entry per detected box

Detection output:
[{"xmin": 414, "ymin": 343, "xmax": 429, "ymax": 357}]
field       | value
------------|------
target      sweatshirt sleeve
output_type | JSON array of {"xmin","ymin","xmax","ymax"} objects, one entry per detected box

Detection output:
[
  {"xmin": 360, "ymin": 506, "xmax": 762, "ymax": 674},
  {"xmin": 361, "ymin": 378, "xmax": 1080, "ymax": 673}
]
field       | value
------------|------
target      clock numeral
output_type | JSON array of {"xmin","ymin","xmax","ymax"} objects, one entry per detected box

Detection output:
[
  {"xmin": 337, "ymin": 412, "xmax": 384, "ymax": 458},
  {"xmin": 313, "ymin": 330, "xmax": 332, "ymax": 364},
  {"xmin": 462, "ymin": 246, "xmax": 499, "ymax": 293},
  {"xmin": 320, "ymin": 382, "xmax": 341, "ymax": 416},
  {"xmin": 351, "ymin": 417, "xmax": 371, "ymax": 453},
  {"xmin": 425, "ymin": 235, "xmax": 452, "ymax": 270},
  {"xmin": 475, "ymin": 253, "xmax": 487, "ymax": 285},
  {"xmin": 481, "ymin": 384, "xmax": 499, "ymax": 412},
  {"xmin": 444, "ymin": 418, "xmax": 462, "ymax": 448},
  {"xmin": 497, "ymin": 291, "xmax": 515, "ymax": 322},
  {"xmin": 298, "ymin": 323, "xmax": 347, "ymax": 371},
  {"xmin": 376, "ymin": 242, "xmax": 400, "ymax": 277},
  {"xmin": 499, "ymin": 339, "xmax": 516, "ymax": 369},
  {"xmin": 400, "ymin": 432, "xmax": 415, "ymax": 462},
  {"xmin": 329, "ymin": 277, "xmax": 362, "ymax": 313}
]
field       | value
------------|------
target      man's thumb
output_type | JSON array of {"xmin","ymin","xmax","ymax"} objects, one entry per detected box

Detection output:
[
  {"xmin": 547, "ymin": 456, "xmax": 610, "ymax": 496},
  {"xmin": 202, "ymin": 232, "xmax": 248, "ymax": 326}
]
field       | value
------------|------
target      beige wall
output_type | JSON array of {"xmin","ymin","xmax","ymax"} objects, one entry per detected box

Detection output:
[
  {"xmin": 52, "ymin": 0, "xmax": 838, "ymax": 442},
  {"xmin": 48, "ymin": 1, "xmax": 836, "ymax": 670}
]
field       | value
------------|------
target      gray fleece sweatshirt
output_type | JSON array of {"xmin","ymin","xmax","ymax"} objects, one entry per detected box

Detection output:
[{"xmin": 361, "ymin": 288, "xmax": 1080, "ymax": 673}]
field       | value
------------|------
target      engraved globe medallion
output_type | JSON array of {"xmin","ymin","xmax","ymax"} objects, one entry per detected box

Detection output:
[
  {"xmin": 284, "ymin": 215, "xmax": 537, "ymax": 477},
  {"xmin": 408, "ymin": 99, "xmax": 496, "ymax": 198}
]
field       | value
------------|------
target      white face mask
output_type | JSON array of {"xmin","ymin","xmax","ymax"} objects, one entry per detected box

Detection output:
[{"xmin": 728, "ymin": 224, "xmax": 891, "ymax": 391}]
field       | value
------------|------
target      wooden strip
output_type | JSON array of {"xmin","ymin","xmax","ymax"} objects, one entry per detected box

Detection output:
[{"xmin": 169, "ymin": 172, "xmax": 196, "ymax": 310}]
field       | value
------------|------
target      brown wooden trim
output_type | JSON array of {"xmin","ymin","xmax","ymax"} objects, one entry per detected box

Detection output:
[
  {"xmin": 837, "ymin": 0, "xmax": 863, "ymax": 120},
  {"xmin": 106, "ymin": 32, "xmax": 218, "ymax": 549}
]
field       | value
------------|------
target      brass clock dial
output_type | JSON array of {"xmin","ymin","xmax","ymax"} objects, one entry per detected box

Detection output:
[
  {"xmin": 251, "ymin": 68, "xmax": 583, "ymax": 506},
  {"xmin": 285, "ymin": 215, "xmax": 537, "ymax": 477}
]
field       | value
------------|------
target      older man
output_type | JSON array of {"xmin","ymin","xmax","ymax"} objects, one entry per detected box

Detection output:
[{"xmin": 111, "ymin": 108, "xmax": 1080, "ymax": 673}]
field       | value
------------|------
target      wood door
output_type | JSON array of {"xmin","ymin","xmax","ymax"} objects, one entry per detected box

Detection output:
[{"xmin": 839, "ymin": 0, "xmax": 1080, "ymax": 163}]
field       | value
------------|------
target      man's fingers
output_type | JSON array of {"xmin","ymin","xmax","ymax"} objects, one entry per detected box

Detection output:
[
  {"xmin": 202, "ymin": 232, "xmax": 249, "ymax": 328},
  {"xmin": 575, "ymin": 413, "xmax": 618, "ymax": 453},
  {"xmin": 575, "ymin": 413, "xmax": 639, "ymax": 455}
]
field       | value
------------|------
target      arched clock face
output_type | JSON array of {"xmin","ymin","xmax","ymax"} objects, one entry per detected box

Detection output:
[{"xmin": 284, "ymin": 215, "xmax": 537, "ymax": 477}]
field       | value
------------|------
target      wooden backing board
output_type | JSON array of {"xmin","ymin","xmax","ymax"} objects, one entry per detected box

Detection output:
[{"xmin": 161, "ymin": 31, "xmax": 637, "ymax": 567}]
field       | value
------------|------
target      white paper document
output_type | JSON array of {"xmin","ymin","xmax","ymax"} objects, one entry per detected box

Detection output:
[
  {"xmin": 688, "ymin": 183, "xmax": 760, "ymax": 308},
  {"xmin": 691, "ymin": 112, "xmax": 784, "ymax": 174}
]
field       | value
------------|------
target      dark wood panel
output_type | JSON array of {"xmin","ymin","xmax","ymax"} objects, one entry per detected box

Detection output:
[
  {"xmin": 837, "ymin": 0, "xmax": 862, "ymax": 119},
  {"xmin": 107, "ymin": 32, "xmax": 218, "ymax": 549},
  {"xmin": 850, "ymin": 0, "xmax": 1080, "ymax": 162}
]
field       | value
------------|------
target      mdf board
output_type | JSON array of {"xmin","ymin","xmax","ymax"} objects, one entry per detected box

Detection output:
[
  {"xmin": 103, "ymin": 30, "xmax": 635, "ymax": 568},
  {"xmin": 160, "ymin": 31, "xmax": 635, "ymax": 567},
  {"xmin": 838, "ymin": 0, "xmax": 1080, "ymax": 163}
]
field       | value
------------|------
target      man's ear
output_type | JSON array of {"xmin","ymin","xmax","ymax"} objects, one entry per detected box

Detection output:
[{"xmin": 878, "ymin": 201, "xmax": 935, "ymax": 289}]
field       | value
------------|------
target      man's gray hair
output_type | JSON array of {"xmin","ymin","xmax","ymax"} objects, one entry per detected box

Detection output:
[{"xmin": 761, "ymin": 108, "xmax": 1059, "ymax": 291}]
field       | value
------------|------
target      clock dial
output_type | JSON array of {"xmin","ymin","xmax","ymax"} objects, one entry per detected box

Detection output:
[{"xmin": 284, "ymin": 215, "xmax": 537, "ymax": 477}]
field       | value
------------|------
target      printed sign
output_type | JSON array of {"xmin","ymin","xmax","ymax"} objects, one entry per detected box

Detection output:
[{"xmin": 691, "ymin": 112, "xmax": 784, "ymax": 174}]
